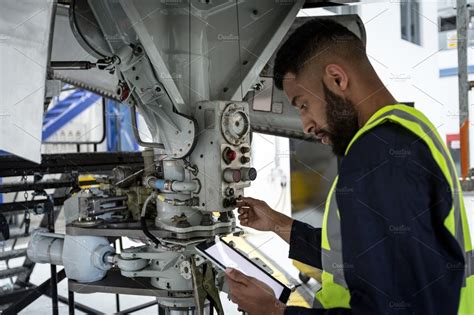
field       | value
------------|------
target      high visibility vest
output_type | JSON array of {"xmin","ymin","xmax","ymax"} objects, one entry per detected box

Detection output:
[{"xmin": 317, "ymin": 104, "xmax": 474, "ymax": 314}]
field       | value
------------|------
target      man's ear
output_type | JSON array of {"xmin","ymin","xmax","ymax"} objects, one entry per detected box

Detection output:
[{"xmin": 324, "ymin": 64, "xmax": 348, "ymax": 92}]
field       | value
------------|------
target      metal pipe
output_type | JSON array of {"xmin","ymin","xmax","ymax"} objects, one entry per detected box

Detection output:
[
  {"xmin": 51, "ymin": 264, "xmax": 59, "ymax": 315},
  {"xmin": 146, "ymin": 176, "xmax": 199, "ymax": 193},
  {"xmin": 91, "ymin": 206, "xmax": 127, "ymax": 215},
  {"xmin": 68, "ymin": 290, "xmax": 75, "ymax": 315},
  {"xmin": 457, "ymin": 0, "xmax": 470, "ymax": 177},
  {"xmin": 0, "ymin": 197, "xmax": 68, "ymax": 214},
  {"xmin": 48, "ymin": 206, "xmax": 59, "ymax": 315},
  {"xmin": 0, "ymin": 267, "xmax": 29, "ymax": 279},
  {"xmin": 50, "ymin": 61, "xmax": 97, "ymax": 70},
  {"xmin": 99, "ymin": 196, "xmax": 128, "ymax": 203},
  {"xmin": 117, "ymin": 301, "xmax": 158, "ymax": 314},
  {"xmin": 0, "ymin": 179, "xmax": 97, "ymax": 194}
]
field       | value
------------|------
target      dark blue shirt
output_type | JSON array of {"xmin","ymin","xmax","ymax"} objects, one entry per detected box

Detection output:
[{"xmin": 285, "ymin": 122, "xmax": 465, "ymax": 314}]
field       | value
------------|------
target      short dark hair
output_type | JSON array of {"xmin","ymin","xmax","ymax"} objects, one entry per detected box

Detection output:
[{"xmin": 273, "ymin": 18, "xmax": 366, "ymax": 90}]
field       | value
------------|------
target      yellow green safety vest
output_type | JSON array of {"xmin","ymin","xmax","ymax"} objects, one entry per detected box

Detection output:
[{"xmin": 317, "ymin": 104, "xmax": 474, "ymax": 314}]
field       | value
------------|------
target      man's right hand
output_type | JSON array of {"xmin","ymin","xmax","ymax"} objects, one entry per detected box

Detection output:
[{"xmin": 236, "ymin": 197, "xmax": 293, "ymax": 243}]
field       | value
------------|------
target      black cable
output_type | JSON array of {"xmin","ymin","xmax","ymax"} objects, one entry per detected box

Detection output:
[{"xmin": 140, "ymin": 217, "xmax": 161, "ymax": 247}]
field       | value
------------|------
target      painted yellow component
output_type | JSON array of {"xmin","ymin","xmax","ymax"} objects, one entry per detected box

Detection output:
[
  {"xmin": 78, "ymin": 175, "xmax": 99, "ymax": 188},
  {"xmin": 292, "ymin": 260, "xmax": 322, "ymax": 283},
  {"xmin": 291, "ymin": 171, "xmax": 322, "ymax": 212},
  {"xmin": 223, "ymin": 235, "xmax": 312, "ymax": 308},
  {"xmin": 157, "ymin": 195, "xmax": 166, "ymax": 202}
]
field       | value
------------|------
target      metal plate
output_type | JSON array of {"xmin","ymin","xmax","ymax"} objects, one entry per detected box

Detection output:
[
  {"xmin": 0, "ymin": 0, "xmax": 55, "ymax": 163},
  {"xmin": 68, "ymin": 268, "xmax": 182, "ymax": 296}
]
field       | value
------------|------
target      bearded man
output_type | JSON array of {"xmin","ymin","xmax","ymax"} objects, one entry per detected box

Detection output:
[{"xmin": 225, "ymin": 18, "xmax": 473, "ymax": 315}]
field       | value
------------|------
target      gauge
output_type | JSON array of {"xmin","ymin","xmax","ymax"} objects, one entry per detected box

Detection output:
[
  {"xmin": 221, "ymin": 103, "xmax": 250, "ymax": 145},
  {"xmin": 230, "ymin": 111, "xmax": 247, "ymax": 137}
]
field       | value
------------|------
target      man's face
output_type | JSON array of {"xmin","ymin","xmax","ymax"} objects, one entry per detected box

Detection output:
[{"xmin": 282, "ymin": 72, "xmax": 359, "ymax": 157}]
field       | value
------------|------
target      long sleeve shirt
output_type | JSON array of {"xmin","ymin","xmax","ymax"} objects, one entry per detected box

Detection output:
[{"xmin": 285, "ymin": 122, "xmax": 465, "ymax": 315}]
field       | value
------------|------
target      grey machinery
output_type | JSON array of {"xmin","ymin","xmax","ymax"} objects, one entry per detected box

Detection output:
[{"xmin": 9, "ymin": 1, "xmax": 366, "ymax": 314}]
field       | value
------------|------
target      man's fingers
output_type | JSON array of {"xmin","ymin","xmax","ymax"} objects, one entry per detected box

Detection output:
[
  {"xmin": 225, "ymin": 268, "xmax": 249, "ymax": 285},
  {"xmin": 238, "ymin": 217, "xmax": 249, "ymax": 225},
  {"xmin": 236, "ymin": 199, "xmax": 249, "ymax": 207},
  {"xmin": 238, "ymin": 213, "xmax": 248, "ymax": 220},
  {"xmin": 236, "ymin": 196, "xmax": 257, "ymax": 206},
  {"xmin": 237, "ymin": 208, "xmax": 249, "ymax": 215},
  {"xmin": 231, "ymin": 295, "xmax": 238, "ymax": 304}
]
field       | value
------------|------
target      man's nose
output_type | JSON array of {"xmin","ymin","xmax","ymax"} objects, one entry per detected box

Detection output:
[{"xmin": 304, "ymin": 124, "xmax": 315, "ymax": 135}]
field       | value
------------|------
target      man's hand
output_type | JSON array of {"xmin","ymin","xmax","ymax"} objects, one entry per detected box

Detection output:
[
  {"xmin": 225, "ymin": 268, "xmax": 285, "ymax": 315},
  {"xmin": 236, "ymin": 197, "xmax": 293, "ymax": 243}
]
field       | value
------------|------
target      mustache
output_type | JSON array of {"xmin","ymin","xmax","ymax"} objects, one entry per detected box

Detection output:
[{"xmin": 313, "ymin": 128, "xmax": 333, "ymax": 138}]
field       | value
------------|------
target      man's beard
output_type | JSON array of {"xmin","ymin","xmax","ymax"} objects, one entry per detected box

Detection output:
[{"xmin": 322, "ymin": 82, "xmax": 359, "ymax": 157}]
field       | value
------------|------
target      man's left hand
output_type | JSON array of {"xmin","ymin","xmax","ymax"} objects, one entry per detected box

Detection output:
[{"xmin": 225, "ymin": 268, "xmax": 286, "ymax": 315}]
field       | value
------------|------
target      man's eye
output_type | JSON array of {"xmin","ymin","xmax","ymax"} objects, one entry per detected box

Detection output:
[{"xmin": 300, "ymin": 103, "xmax": 308, "ymax": 110}]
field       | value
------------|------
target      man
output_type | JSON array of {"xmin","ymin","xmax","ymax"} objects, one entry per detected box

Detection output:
[{"xmin": 225, "ymin": 19, "xmax": 473, "ymax": 314}]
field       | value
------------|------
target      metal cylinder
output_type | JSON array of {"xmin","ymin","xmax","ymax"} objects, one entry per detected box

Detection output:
[
  {"xmin": 62, "ymin": 235, "xmax": 115, "ymax": 283},
  {"xmin": 27, "ymin": 229, "xmax": 115, "ymax": 283},
  {"xmin": 27, "ymin": 229, "xmax": 64, "ymax": 266}
]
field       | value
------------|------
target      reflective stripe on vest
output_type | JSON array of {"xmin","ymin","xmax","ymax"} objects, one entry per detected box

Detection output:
[{"xmin": 318, "ymin": 105, "xmax": 474, "ymax": 312}]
